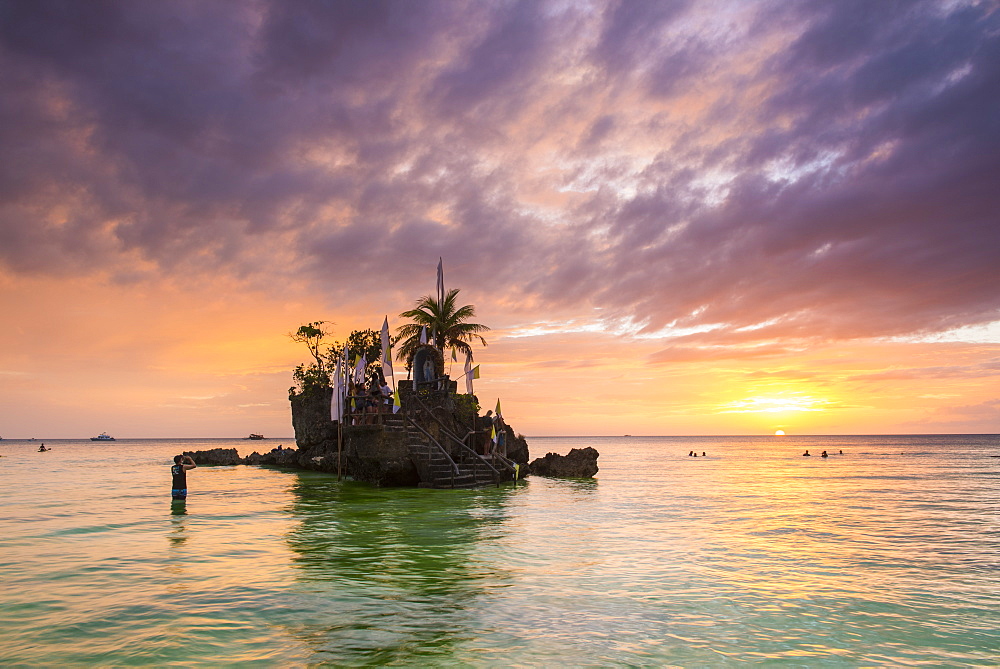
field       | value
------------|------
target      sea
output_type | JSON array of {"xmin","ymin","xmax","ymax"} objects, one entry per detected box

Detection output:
[{"xmin": 1, "ymin": 434, "xmax": 998, "ymax": 667}]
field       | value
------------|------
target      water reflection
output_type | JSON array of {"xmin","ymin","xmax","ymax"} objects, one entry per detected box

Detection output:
[
  {"xmin": 164, "ymin": 503, "xmax": 189, "ymax": 591},
  {"xmin": 168, "ymin": 505, "xmax": 188, "ymax": 547},
  {"xmin": 550, "ymin": 477, "xmax": 598, "ymax": 495},
  {"xmin": 284, "ymin": 473, "xmax": 516, "ymax": 662}
]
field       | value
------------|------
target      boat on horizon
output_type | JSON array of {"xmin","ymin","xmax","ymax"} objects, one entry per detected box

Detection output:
[
  {"xmin": 91, "ymin": 432, "xmax": 116, "ymax": 441},
  {"xmin": 246, "ymin": 433, "xmax": 264, "ymax": 440}
]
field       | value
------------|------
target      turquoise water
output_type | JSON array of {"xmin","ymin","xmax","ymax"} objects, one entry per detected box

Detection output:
[{"xmin": 1, "ymin": 435, "xmax": 999, "ymax": 666}]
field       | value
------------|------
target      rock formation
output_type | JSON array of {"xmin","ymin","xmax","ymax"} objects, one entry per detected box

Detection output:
[
  {"xmin": 528, "ymin": 447, "xmax": 600, "ymax": 478},
  {"xmin": 182, "ymin": 448, "xmax": 242, "ymax": 466},
  {"xmin": 179, "ymin": 382, "xmax": 548, "ymax": 488}
]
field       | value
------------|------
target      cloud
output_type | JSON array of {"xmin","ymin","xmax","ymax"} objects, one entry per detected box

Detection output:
[
  {"xmin": 852, "ymin": 356, "xmax": 1000, "ymax": 382},
  {"xmin": 0, "ymin": 0, "xmax": 997, "ymax": 349}
]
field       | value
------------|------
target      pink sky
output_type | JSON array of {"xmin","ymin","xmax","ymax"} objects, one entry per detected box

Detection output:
[{"xmin": 1, "ymin": 1, "xmax": 998, "ymax": 438}]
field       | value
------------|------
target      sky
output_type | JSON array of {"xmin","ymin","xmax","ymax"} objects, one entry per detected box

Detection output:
[{"xmin": 1, "ymin": 0, "xmax": 998, "ymax": 438}]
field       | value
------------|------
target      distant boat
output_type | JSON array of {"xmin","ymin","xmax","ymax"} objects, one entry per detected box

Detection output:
[
  {"xmin": 246, "ymin": 433, "xmax": 264, "ymax": 440},
  {"xmin": 91, "ymin": 432, "xmax": 116, "ymax": 441}
]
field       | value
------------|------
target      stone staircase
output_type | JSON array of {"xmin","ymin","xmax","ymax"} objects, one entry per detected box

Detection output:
[
  {"xmin": 398, "ymin": 418, "xmax": 500, "ymax": 489},
  {"xmin": 383, "ymin": 414, "xmax": 406, "ymax": 433}
]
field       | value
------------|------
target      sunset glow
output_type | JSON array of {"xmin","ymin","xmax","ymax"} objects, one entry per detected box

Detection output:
[
  {"xmin": 720, "ymin": 395, "xmax": 829, "ymax": 414},
  {"xmin": 0, "ymin": 1, "xmax": 998, "ymax": 437}
]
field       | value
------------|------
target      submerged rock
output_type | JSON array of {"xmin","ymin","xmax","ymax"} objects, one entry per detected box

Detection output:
[{"xmin": 529, "ymin": 447, "xmax": 599, "ymax": 478}]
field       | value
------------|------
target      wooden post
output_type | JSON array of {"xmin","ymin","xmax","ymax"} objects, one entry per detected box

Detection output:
[{"xmin": 337, "ymin": 385, "xmax": 343, "ymax": 481}]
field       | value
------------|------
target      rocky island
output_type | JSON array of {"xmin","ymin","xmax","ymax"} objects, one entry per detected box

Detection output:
[{"xmin": 185, "ymin": 268, "xmax": 598, "ymax": 487}]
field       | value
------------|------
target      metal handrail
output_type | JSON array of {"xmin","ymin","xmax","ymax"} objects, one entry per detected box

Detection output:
[
  {"xmin": 404, "ymin": 415, "xmax": 460, "ymax": 477},
  {"xmin": 490, "ymin": 449, "xmax": 518, "ymax": 473},
  {"xmin": 451, "ymin": 403, "xmax": 519, "ymax": 478},
  {"xmin": 407, "ymin": 392, "xmax": 513, "ymax": 481}
]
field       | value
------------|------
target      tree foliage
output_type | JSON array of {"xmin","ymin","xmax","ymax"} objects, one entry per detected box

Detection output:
[
  {"xmin": 330, "ymin": 329, "xmax": 384, "ymax": 387},
  {"xmin": 290, "ymin": 324, "xmax": 391, "ymax": 395},
  {"xmin": 290, "ymin": 321, "xmax": 332, "ymax": 376},
  {"xmin": 289, "ymin": 321, "xmax": 334, "ymax": 395},
  {"xmin": 395, "ymin": 288, "xmax": 489, "ymax": 366}
]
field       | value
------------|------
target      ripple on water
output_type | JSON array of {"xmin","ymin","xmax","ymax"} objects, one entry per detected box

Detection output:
[{"xmin": 2, "ymin": 435, "xmax": 1000, "ymax": 664}]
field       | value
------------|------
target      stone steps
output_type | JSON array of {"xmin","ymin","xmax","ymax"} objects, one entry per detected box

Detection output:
[{"xmin": 404, "ymin": 426, "xmax": 499, "ymax": 489}]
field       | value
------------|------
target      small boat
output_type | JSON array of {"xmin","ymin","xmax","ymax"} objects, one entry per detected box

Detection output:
[
  {"xmin": 91, "ymin": 432, "xmax": 116, "ymax": 441},
  {"xmin": 246, "ymin": 433, "xmax": 264, "ymax": 440}
]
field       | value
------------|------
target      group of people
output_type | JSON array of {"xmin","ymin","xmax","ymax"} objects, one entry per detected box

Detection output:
[
  {"xmin": 803, "ymin": 450, "xmax": 843, "ymax": 457},
  {"xmin": 473, "ymin": 410, "xmax": 507, "ymax": 457},
  {"xmin": 688, "ymin": 451, "xmax": 706, "ymax": 457},
  {"xmin": 346, "ymin": 378, "xmax": 393, "ymax": 425}
]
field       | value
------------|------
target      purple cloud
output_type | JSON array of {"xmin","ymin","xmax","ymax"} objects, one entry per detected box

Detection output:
[{"xmin": 0, "ymin": 0, "xmax": 996, "ymax": 346}]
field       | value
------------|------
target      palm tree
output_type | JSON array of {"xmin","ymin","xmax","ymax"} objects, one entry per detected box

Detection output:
[{"xmin": 395, "ymin": 288, "xmax": 490, "ymax": 365}]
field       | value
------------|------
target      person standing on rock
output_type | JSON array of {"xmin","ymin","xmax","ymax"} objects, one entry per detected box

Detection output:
[{"xmin": 171, "ymin": 454, "xmax": 197, "ymax": 501}]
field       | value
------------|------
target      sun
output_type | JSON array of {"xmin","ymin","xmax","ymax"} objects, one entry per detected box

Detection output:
[{"xmin": 774, "ymin": 430, "xmax": 785, "ymax": 436}]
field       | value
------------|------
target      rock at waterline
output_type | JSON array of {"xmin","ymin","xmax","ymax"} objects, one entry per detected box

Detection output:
[
  {"xmin": 244, "ymin": 447, "xmax": 301, "ymax": 467},
  {"xmin": 528, "ymin": 447, "xmax": 599, "ymax": 478},
  {"xmin": 182, "ymin": 448, "xmax": 242, "ymax": 466},
  {"xmin": 182, "ymin": 447, "xmax": 302, "ymax": 467}
]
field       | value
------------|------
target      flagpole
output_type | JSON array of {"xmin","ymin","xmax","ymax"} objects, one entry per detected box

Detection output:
[
  {"xmin": 338, "ymin": 347, "xmax": 345, "ymax": 481},
  {"xmin": 436, "ymin": 258, "xmax": 444, "ymax": 352}
]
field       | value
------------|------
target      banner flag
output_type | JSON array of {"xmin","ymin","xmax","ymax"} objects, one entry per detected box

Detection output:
[
  {"xmin": 495, "ymin": 398, "xmax": 502, "ymax": 418},
  {"xmin": 491, "ymin": 425, "xmax": 497, "ymax": 444},
  {"xmin": 354, "ymin": 354, "xmax": 366, "ymax": 384},
  {"xmin": 380, "ymin": 316, "xmax": 393, "ymax": 382},
  {"xmin": 393, "ymin": 388, "xmax": 401, "ymax": 414},
  {"xmin": 473, "ymin": 365, "xmax": 480, "ymax": 379},
  {"xmin": 420, "ymin": 326, "xmax": 427, "ymax": 345},
  {"xmin": 436, "ymin": 257, "xmax": 445, "ymax": 308},
  {"xmin": 330, "ymin": 355, "xmax": 343, "ymax": 421},
  {"xmin": 464, "ymin": 352, "xmax": 474, "ymax": 395}
]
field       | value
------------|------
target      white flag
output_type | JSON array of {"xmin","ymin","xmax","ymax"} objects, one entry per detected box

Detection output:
[
  {"xmin": 420, "ymin": 326, "xmax": 427, "ymax": 345},
  {"xmin": 436, "ymin": 257, "xmax": 444, "ymax": 307},
  {"xmin": 330, "ymin": 355, "xmax": 343, "ymax": 421},
  {"xmin": 354, "ymin": 354, "xmax": 367, "ymax": 384},
  {"xmin": 380, "ymin": 316, "xmax": 393, "ymax": 382},
  {"xmin": 464, "ymin": 352, "xmax": 474, "ymax": 395}
]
